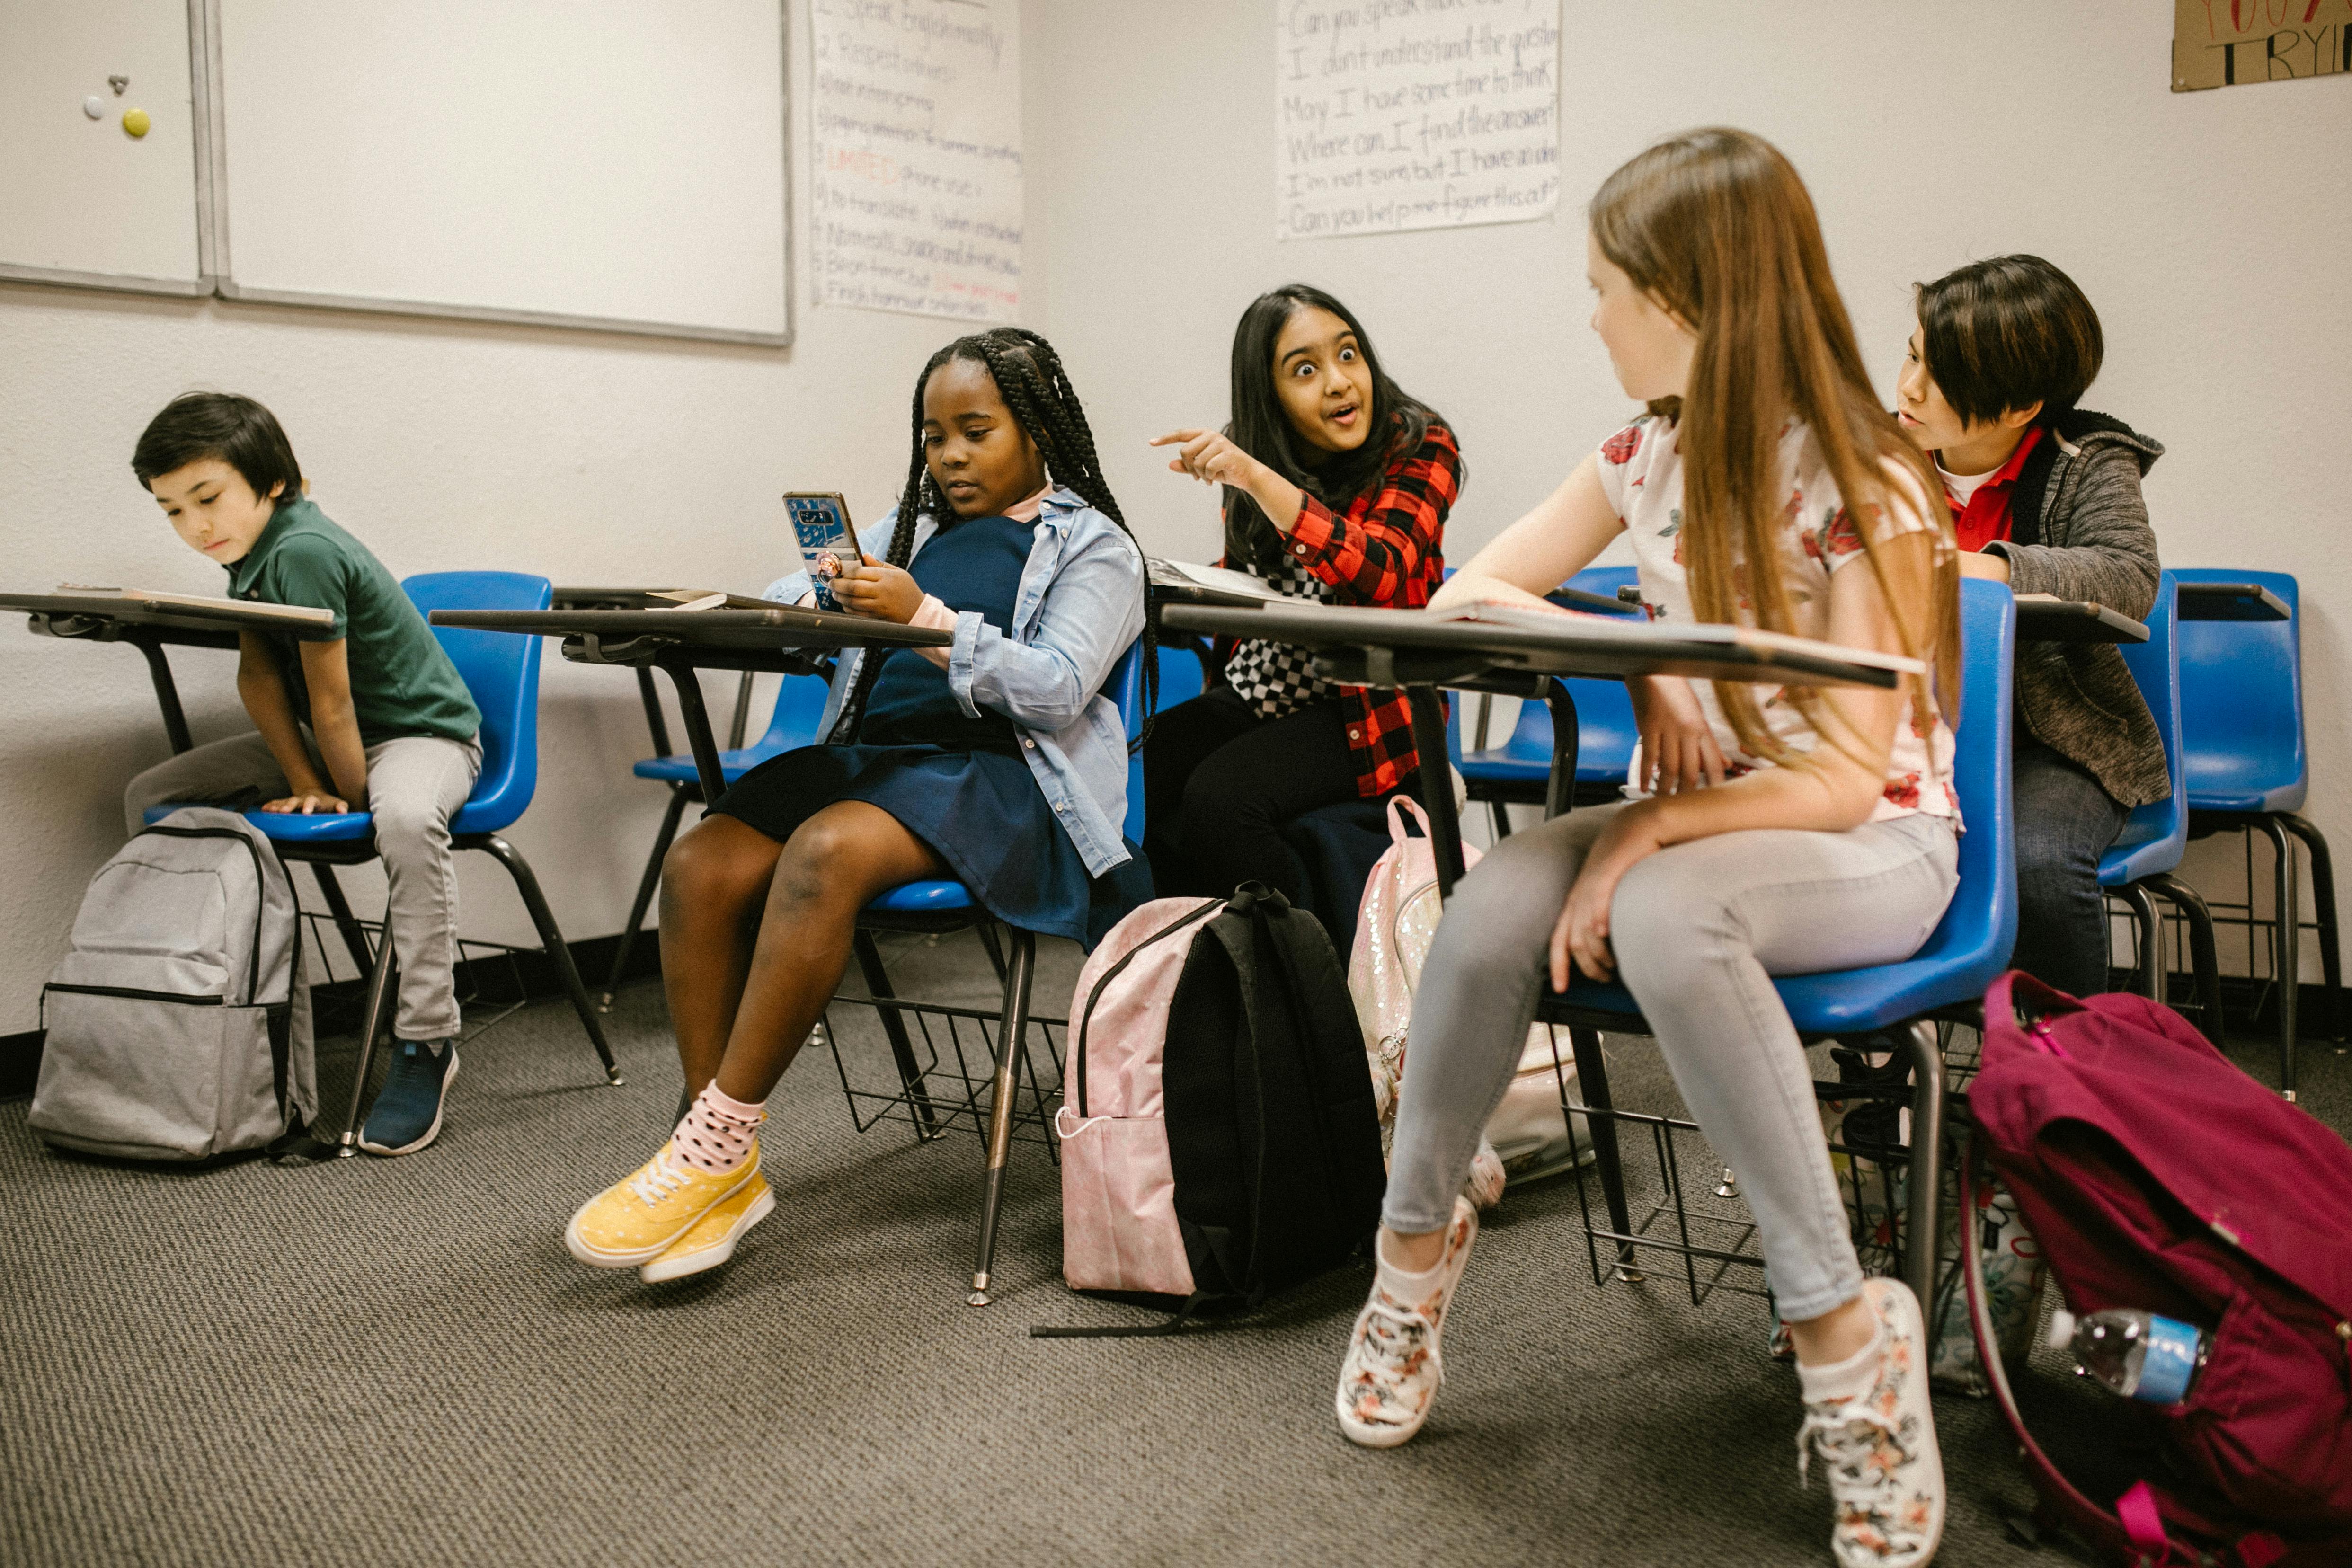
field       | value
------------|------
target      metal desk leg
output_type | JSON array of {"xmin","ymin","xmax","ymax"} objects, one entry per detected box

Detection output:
[
  {"xmin": 634, "ymin": 669, "xmax": 674, "ymax": 759},
  {"xmin": 128, "ymin": 630, "xmax": 195, "ymax": 755},
  {"xmin": 2278, "ymin": 814, "xmax": 2343, "ymax": 1047},
  {"xmin": 2255, "ymin": 817, "xmax": 2300, "ymax": 1099},
  {"xmin": 602, "ymin": 783, "xmax": 692, "ymax": 1010},
  {"xmin": 1402, "ymin": 684, "xmax": 1465, "ymax": 898},
  {"xmin": 1898, "ymin": 1023, "xmax": 1946, "ymax": 1313},
  {"xmin": 1542, "ymin": 680, "xmax": 1581, "ymax": 822},
  {"xmin": 310, "ymin": 864, "xmax": 377, "ymax": 981},
  {"xmin": 968, "ymin": 929, "xmax": 1035, "ymax": 1306},
  {"xmin": 850, "ymin": 930, "xmax": 941, "ymax": 1141},
  {"xmin": 1569, "ymin": 1025, "xmax": 1642, "ymax": 1283},
  {"xmin": 658, "ymin": 661, "xmax": 730, "ymax": 805}
]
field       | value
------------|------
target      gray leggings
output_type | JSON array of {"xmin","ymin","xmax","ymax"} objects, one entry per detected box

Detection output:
[{"xmin": 1387, "ymin": 802, "xmax": 1958, "ymax": 1321}]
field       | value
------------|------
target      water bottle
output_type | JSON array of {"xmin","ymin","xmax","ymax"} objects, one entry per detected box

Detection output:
[{"xmin": 2047, "ymin": 1308, "xmax": 2210, "ymax": 1404}]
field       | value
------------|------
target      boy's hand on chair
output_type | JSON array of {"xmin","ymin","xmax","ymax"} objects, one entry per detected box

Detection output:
[
  {"xmin": 833, "ymin": 555, "xmax": 924, "ymax": 622},
  {"xmin": 263, "ymin": 791, "xmax": 349, "ymax": 815},
  {"xmin": 1549, "ymin": 804, "xmax": 1665, "ymax": 992}
]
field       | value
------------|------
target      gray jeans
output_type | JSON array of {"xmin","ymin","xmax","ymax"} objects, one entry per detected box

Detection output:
[
  {"xmin": 1387, "ymin": 801, "xmax": 1959, "ymax": 1321},
  {"xmin": 124, "ymin": 730, "xmax": 482, "ymax": 1041}
]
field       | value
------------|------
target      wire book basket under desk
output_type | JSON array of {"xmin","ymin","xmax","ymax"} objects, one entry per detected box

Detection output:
[
  {"xmin": 822, "ymin": 939, "xmax": 1069, "ymax": 1161},
  {"xmin": 1546, "ymin": 1023, "xmax": 1978, "ymax": 1328}
]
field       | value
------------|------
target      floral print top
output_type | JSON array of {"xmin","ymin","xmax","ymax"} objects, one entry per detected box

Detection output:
[{"xmin": 1593, "ymin": 414, "xmax": 1959, "ymax": 825}]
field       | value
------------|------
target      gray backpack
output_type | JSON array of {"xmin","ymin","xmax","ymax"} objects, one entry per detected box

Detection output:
[{"xmin": 30, "ymin": 807, "xmax": 317, "ymax": 1161}]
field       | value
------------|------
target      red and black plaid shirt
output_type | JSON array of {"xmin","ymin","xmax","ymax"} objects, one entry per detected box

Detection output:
[{"xmin": 1221, "ymin": 419, "xmax": 1460, "ymax": 797}]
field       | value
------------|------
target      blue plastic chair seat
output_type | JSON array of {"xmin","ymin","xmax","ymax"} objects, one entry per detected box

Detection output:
[
  {"xmin": 2174, "ymin": 567, "xmax": 2306, "ymax": 816},
  {"xmin": 1453, "ymin": 567, "xmax": 1642, "ymax": 792},
  {"xmin": 631, "ymin": 741, "xmax": 797, "ymax": 787},
  {"xmin": 2095, "ymin": 574, "xmax": 2185, "ymax": 890},
  {"xmin": 864, "ymin": 879, "xmax": 978, "ymax": 915},
  {"xmin": 1546, "ymin": 579, "xmax": 2018, "ymax": 1038}
]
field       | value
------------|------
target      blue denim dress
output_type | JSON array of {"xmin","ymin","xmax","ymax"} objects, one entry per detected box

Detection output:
[{"xmin": 714, "ymin": 511, "xmax": 1153, "ymax": 947}]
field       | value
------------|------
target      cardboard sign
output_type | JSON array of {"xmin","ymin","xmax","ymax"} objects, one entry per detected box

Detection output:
[{"xmin": 2174, "ymin": 0, "xmax": 2352, "ymax": 90}]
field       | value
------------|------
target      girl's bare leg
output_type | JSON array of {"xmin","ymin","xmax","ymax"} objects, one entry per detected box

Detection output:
[
  {"xmin": 712, "ymin": 801, "xmax": 945, "ymax": 1103},
  {"xmin": 657, "ymin": 815, "xmax": 786, "ymax": 1097}
]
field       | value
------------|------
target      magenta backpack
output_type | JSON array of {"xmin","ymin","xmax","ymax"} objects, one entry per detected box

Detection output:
[{"xmin": 1964, "ymin": 972, "xmax": 2352, "ymax": 1566}]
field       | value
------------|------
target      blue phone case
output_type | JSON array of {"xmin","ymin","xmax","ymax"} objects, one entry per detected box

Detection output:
[{"xmin": 785, "ymin": 494, "xmax": 854, "ymax": 612}]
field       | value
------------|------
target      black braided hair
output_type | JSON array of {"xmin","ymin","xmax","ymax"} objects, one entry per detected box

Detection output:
[{"xmin": 829, "ymin": 328, "xmax": 1157, "ymax": 747}]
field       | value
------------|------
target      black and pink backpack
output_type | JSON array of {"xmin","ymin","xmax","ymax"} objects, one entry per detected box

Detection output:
[{"xmin": 1964, "ymin": 972, "xmax": 2352, "ymax": 1566}]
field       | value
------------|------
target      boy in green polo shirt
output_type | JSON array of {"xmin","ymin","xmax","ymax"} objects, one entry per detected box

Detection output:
[{"xmin": 124, "ymin": 392, "xmax": 483, "ymax": 1156}]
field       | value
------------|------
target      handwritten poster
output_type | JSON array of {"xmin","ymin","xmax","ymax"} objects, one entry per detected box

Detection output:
[
  {"xmin": 809, "ymin": 0, "xmax": 1022, "ymax": 322},
  {"xmin": 1276, "ymin": 0, "xmax": 1560, "ymax": 242},
  {"xmin": 2173, "ymin": 0, "xmax": 2352, "ymax": 90}
]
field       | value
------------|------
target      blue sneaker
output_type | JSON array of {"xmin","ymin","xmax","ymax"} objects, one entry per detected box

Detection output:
[{"xmin": 359, "ymin": 1039, "xmax": 460, "ymax": 1155}]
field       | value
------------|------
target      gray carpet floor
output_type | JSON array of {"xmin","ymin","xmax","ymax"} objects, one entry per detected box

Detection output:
[{"xmin": 3, "ymin": 930, "xmax": 2344, "ymax": 1568}]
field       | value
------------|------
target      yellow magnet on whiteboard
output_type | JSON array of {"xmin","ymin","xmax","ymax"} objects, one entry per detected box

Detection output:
[{"xmin": 122, "ymin": 108, "xmax": 151, "ymax": 138}]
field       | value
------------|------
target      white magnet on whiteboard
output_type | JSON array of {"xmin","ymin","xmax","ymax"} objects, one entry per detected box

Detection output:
[{"xmin": 85, "ymin": 96, "xmax": 105, "ymax": 119}]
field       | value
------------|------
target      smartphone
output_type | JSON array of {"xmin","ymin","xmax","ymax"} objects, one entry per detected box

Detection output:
[{"xmin": 783, "ymin": 491, "xmax": 856, "ymax": 612}]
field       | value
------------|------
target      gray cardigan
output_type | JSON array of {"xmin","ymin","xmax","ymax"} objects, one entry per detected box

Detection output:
[{"xmin": 1981, "ymin": 410, "xmax": 2170, "ymax": 809}]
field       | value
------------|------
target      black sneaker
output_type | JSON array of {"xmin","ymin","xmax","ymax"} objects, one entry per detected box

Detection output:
[{"xmin": 359, "ymin": 1039, "xmax": 460, "ymax": 1155}]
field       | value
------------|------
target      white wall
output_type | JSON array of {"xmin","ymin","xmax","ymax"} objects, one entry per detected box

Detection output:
[
  {"xmin": 1027, "ymin": 0, "xmax": 2352, "ymax": 976},
  {"xmin": 4, "ymin": 1, "xmax": 2346, "ymax": 1032},
  {"xmin": 0, "ymin": 2, "xmax": 1058, "ymax": 1032}
]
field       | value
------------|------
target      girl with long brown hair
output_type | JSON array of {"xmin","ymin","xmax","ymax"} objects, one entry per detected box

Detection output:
[{"xmin": 1332, "ymin": 130, "xmax": 1960, "ymax": 1568}]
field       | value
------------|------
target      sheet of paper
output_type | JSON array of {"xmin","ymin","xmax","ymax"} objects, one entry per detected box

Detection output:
[
  {"xmin": 1150, "ymin": 559, "xmax": 1289, "ymax": 603},
  {"xmin": 2172, "ymin": 0, "xmax": 2351, "ymax": 91},
  {"xmin": 809, "ymin": 0, "xmax": 1023, "ymax": 321},
  {"xmin": 1276, "ymin": 0, "xmax": 1561, "ymax": 241}
]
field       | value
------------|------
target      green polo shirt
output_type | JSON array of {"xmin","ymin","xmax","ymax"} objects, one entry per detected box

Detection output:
[{"xmin": 227, "ymin": 498, "xmax": 480, "ymax": 748}]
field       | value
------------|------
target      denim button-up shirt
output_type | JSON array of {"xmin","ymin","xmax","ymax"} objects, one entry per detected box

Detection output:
[{"xmin": 762, "ymin": 486, "xmax": 1145, "ymax": 877}]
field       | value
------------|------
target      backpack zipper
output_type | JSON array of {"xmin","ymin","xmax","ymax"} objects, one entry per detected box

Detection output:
[{"xmin": 46, "ymin": 983, "xmax": 226, "ymax": 1006}]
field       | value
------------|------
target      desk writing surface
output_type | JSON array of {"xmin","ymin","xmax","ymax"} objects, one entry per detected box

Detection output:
[
  {"xmin": 2, "ymin": 590, "xmax": 340, "ymax": 643},
  {"xmin": 1157, "ymin": 601, "xmax": 1901, "ymax": 691},
  {"xmin": 2174, "ymin": 582, "xmax": 2290, "ymax": 623},
  {"xmin": 428, "ymin": 606, "xmax": 951, "ymax": 653},
  {"xmin": 2009, "ymin": 595, "xmax": 2149, "ymax": 644}
]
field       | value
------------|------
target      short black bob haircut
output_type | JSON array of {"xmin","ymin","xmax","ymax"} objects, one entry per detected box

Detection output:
[
  {"xmin": 1221, "ymin": 283, "xmax": 1446, "ymax": 576},
  {"xmin": 132, "ymin": 391, "xmax": 303, "ymax": 504},
  {"xmin": 1914, "ymin": 255, "xmax": 2103, "ymax": 429}
]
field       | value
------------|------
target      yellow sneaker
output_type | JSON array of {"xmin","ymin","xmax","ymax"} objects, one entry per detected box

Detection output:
[
  {"xmin": 564, "ymin": 1143, "xmax": 760, "ymax": 1268},
  {"xmin": 639, "ymin": 1171, "xmax": 775, "ymax": 1284}
]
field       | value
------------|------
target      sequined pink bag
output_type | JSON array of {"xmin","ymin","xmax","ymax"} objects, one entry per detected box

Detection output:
[{"xmin": 1346, "ymin": 797, "xmax": 1587, "ymax": 1182}]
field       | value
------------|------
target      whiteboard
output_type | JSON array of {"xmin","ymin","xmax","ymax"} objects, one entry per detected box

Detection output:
[
  {"xmin": 213, "ymin": 0, "xmax": 791, "ymax": 345},
  {"xmin": 0, "ymin": 0, "xmax": 212, "ymax": 295}
]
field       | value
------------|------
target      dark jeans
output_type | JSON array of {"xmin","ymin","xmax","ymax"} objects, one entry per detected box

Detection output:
[
  {"xmin": 1144, "ymin": 686, "xmax": 1405, "ymax": 904},
  {"xmin": 2013, "ymin": 735, "xmax": 2130, "ymax": 997}
]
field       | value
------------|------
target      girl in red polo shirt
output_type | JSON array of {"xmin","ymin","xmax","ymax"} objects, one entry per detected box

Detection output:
[{"xmin": 1143, "ymin": 283, "xmax": 1460, "ymax": 908}]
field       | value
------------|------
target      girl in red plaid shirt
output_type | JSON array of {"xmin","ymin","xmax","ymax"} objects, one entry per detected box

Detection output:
[{"xmin": 1143, "ymin": 283, "xmax": 1460, "ymax": 912}]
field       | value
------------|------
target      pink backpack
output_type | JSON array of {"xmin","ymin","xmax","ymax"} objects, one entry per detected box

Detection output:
[
  {"xmin": 1056, "ymin": 896, "xmax": 1225, "ymax": 1298},
  {"xmin": 1348, "ymin": 796, "xmax": 1585, "ymax": 1185},
  {"xmin": 1964, "ymin": 972, "xmax": 2352, "ymax": 1566}
]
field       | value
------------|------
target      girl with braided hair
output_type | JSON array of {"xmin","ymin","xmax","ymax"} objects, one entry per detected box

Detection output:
[{"xmin": 565, "ymin": 328, "xmax": 1150, "ymax": 1285}]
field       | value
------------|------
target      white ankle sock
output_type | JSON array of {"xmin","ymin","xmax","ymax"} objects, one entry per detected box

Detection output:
[
  {"xmin": 1796, "ymin": 1317, "xmax": 1888, "ymax": 1407},
  {"xmin": 1375, "ymin": 1231, "xmax": 1447, "ymax": 1291},
  {"xmin": 671, "ymin": 1083, "xmax": 765, "ymax": 1175}
]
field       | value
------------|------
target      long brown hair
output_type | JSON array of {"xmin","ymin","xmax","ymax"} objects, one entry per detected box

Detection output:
[{"xmin": 1590, "ymin": 127, "xmax": 1955, "ymax": 768}]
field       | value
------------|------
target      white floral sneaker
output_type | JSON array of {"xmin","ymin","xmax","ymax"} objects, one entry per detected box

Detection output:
[
  {"xmin": 1334, "ymin": 1196, "xmax": 1478, "ymax": 1448},
  {"xmin": 1798, "ymin": 1277, "xmax": 1945, "ymax": 1567}
]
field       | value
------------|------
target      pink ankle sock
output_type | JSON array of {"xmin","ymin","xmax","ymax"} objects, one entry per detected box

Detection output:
[{"xmin": 671, "ymin": 1084, "xmax": 765, "ymax": 1175}]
